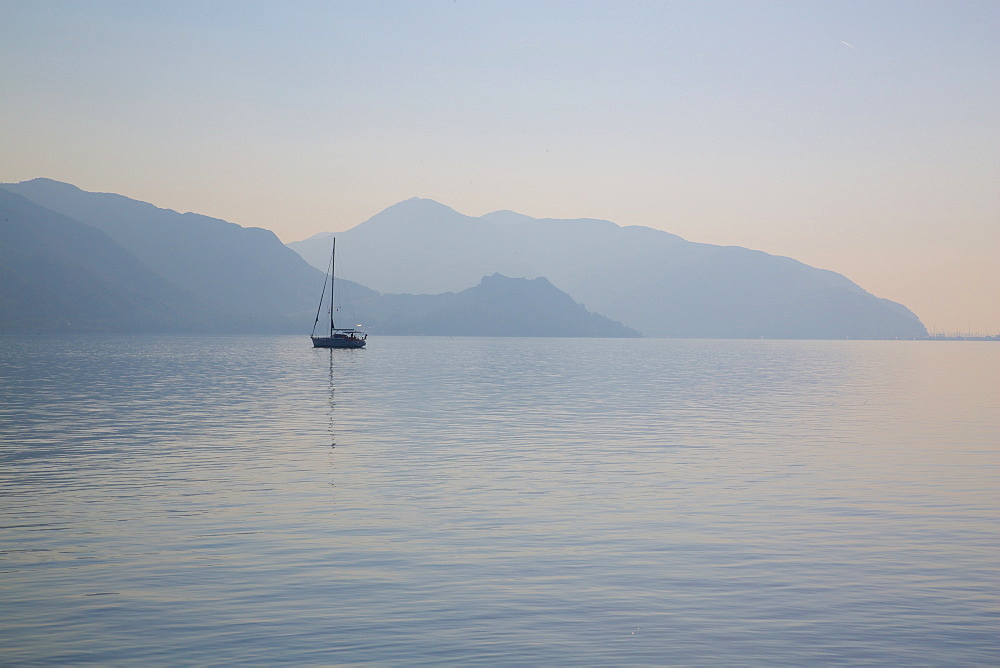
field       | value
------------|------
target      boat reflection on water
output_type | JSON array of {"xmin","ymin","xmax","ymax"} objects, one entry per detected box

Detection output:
[{"xmin": 327, "ymin": 350, "xmax": 336, "ymax": 450}]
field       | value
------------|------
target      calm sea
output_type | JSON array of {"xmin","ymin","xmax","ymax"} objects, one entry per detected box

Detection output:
[{"xmin": 1, "ymin": 335, "xmax": 997, "ymax": 665}]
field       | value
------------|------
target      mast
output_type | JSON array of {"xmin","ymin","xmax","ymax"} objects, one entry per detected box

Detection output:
[{"xmin": 329, "ymin": 238, "xmax": 336, "ymax": 335}]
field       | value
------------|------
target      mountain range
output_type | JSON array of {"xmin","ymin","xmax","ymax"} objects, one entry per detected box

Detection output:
[
  {"xmin": 0, "ymin": 187, "xmax": 217, "ymax": 332},
  {"xmin": 0, "ymin": 179, "xmax": 634, "ymax": 336},
  {"xmin": 3, "ymin": 178, "xmax": 321, "ymax": 321},
  {"xmin": 290, "ymin": 198, "xmax": 928, "ymax": 339},
  {"xmin": 2, "ymin": 178, "xmax": 928, "ymax": 338}
]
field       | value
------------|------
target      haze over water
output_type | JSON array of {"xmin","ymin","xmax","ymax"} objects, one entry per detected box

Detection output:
[{"xmin": 1, "ymin": 336, "xmax": 997, "ymax": 664}]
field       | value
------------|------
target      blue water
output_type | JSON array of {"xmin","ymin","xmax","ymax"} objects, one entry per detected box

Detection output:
[{"xmin": 1, "ymin": 336, "xmax": 998, "ymax": 665}]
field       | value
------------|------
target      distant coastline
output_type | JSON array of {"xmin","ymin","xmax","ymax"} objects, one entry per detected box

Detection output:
[{"xmin": 922, "ymin": 334, "xmax": 999, "ymax": 342}]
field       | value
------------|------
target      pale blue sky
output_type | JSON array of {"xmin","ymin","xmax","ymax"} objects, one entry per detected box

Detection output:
[{"xmin": 2, "ymin": 1, "xmax": 997, "ymax": 332}]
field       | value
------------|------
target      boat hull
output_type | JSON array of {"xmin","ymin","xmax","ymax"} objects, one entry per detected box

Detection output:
[{"xmin": 311, "ymin": 335, "xmax": 366, "ymax": 349}]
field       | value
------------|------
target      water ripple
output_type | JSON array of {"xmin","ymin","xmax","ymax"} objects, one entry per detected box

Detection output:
[{"xmin": 1, "ymin": 335, "xmax": 997, "ymax": 664}]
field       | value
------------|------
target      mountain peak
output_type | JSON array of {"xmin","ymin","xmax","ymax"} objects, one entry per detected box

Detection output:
[
  {"xmin": 6, "ymin": 177, "xmax": 85, "ymax": 195},
  {"xmin": 350, "ymin": 197, "xmax": 472, "ymax": 235},
  {"xmin": 385, "ymin": 197, "xmax": 461, "ymax": 215},
  {"xmin": 480, "ymin": 209, "xmax": 538, "ymax": 225},
  {"xmin": 480, "ymin": 273, "xmax": 551, "ymax": 288}
]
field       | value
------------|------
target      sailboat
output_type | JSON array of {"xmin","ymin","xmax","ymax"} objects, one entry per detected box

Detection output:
[{"xmin": 310, "ymin": 238, "xmax": 367, "ymax": 348}]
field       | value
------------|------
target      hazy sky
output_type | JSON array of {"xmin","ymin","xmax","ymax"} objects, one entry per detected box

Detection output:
[{"xmin": 2, "ymin": 0, "xmax": 997, "ymax": 333}]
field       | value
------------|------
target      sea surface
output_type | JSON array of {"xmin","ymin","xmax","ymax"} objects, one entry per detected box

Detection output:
[{"xmin": 1, "ymin": 335, "xmax": 997, "ymax": 665}]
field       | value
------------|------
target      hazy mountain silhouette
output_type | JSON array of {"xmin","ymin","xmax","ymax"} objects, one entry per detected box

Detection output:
[
  {"xmin": 0, "ymin": 188, "xmax": 218, "ymax": 332},
  {"xmin": 351, "ymin": 273, "xmax": 640, "ymax": 337},
  {"xmin": 290, "ymin": 198, "xmax": 928, "ymax": 339},
  {"xmin": 2, "ymin": 180, "xmax": 638, "ymax": 337},
  {"xmin": 2, "ymin": 178, "xmax": 323, "ymax": 320}
]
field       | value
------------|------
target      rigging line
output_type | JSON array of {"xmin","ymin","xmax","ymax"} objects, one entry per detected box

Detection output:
[
  {"xmin": 311, "ymin": 243, "xmax": 334, "ymax": 337},
  {"xmin": 330, "ymin": 238, "xmax": 336, "ymax": 333}
]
